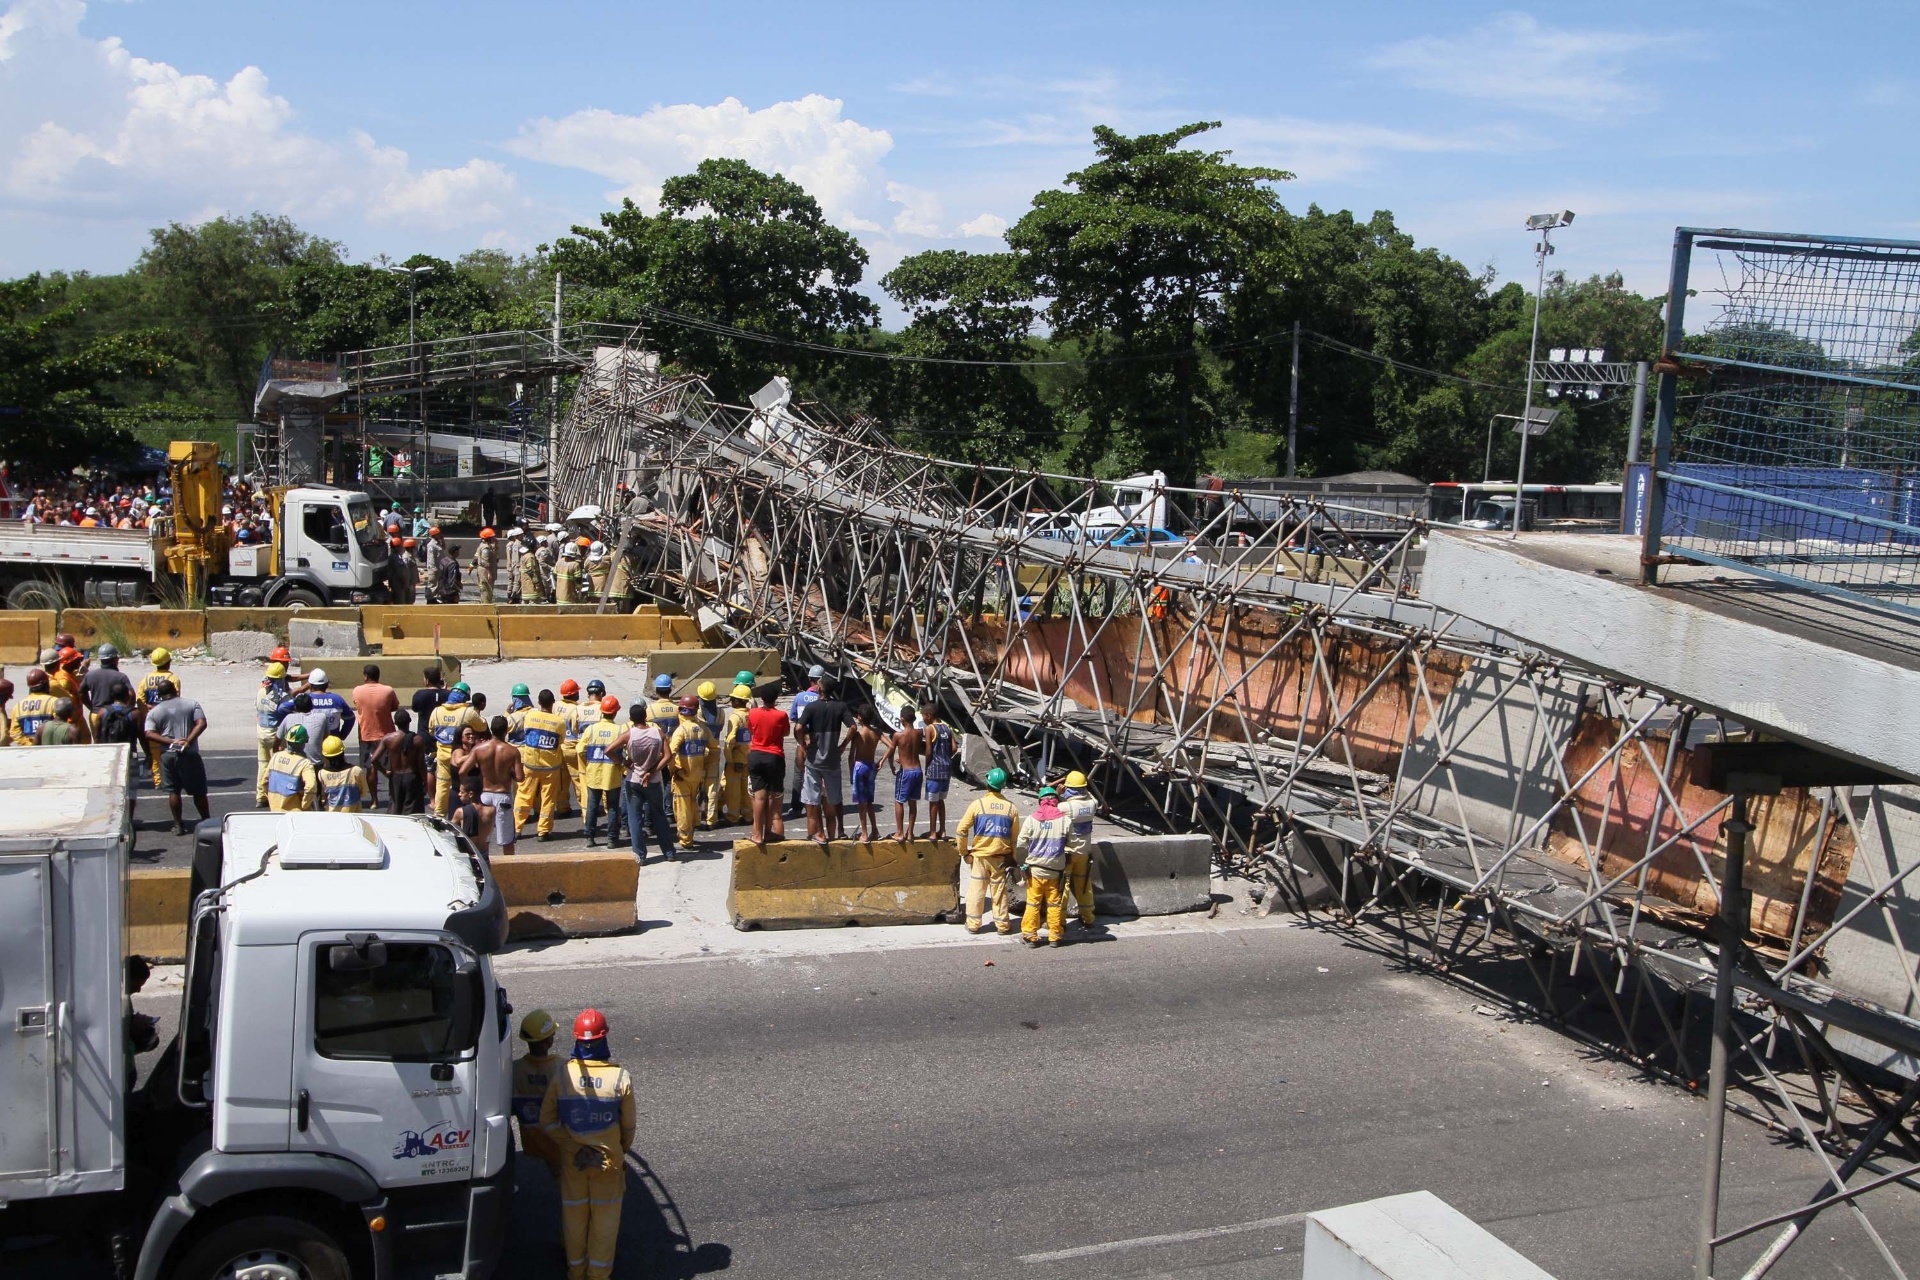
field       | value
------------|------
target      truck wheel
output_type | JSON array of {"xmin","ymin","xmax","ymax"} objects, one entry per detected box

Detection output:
[
  {"xmin": 276, "ymin": 587, "xmax": 325, "ymax": 610},
  {"xmin": 173, "ymin": 1213, "xmax": 355, "ymax": 1280},
  {"xmin": 6, "ymin": 579, "xmax": 62, "ymax": 611}
]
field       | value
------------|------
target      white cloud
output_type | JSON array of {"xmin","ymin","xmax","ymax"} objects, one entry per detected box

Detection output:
[
  {"xmin": 0, "ymin": 0, "xmax": 519, "ymax": 236},
  {"xmin": 956, "ymin": 212, "xmax": 1007, "ymax": 239},
  {"xmin": 1222, "ymin": 115, "xmax": 1512, "ymax": 182},
  {"xmin": 1370, "ymin": 13, "xmax": 1683, "ymax": 119}
]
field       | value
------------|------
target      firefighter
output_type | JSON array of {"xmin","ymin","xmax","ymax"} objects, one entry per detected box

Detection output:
[
  {"xmin": 585, "ymin": 540, "xmax": 610, "ymax": 600},
  {"xmin": 253, "ymin": 661, "xmax": 293, "ymax": 808},
  {"xmin": 266, "ymin": 725, "xmax": 318, "ymax": 811},
  {"xmin": 9, "ymin": 668, "xmax": 58, "ymax": 746},
  {"xmin": 1017, "ymin": 785, "xmax": 1073, "ymax": 947},
  {"xmin": 522, "ymin": 533, "xmax": 550, "ymax": 603},
  {"xmin": 473, "ymin": 527, "xmax": 500, "ymax": 604},
  {"xmin": 956, "ymin": 767, "xmax": 1020, "ymax": 934},
  {"xmin": 557, "ymin": 678, "xmax": 587, "ymax": 816},
  {"xmin": 719, "ymin": 684, "xmax": 753, "ymax": 825},
  {"xmin": 138, "ymin": 648, "xmax": 181, "ymax": 785},
  {"xmin": 554, "ymin": 538, "xmax": 583, "ymax": 604},
  {"xmin": 514, "ymin": 689, "xmax": 568, "ymax": 841},
  {"xmin": 317, "ymin": 735, "xmax": 371, "ymax": 811},
  {"xmin": 666, "ymin": 696, "xmax": 713, "ymax": 852},
  {"xmin": 1061, "ymin": 770, "xmax": 1099, "ymax": 928},
  {"xmin": 539, "ymin": 1008, "xmax": 634, "ymax": 1280},
  {"xmin": 427, "ymin": 688, "xmax": 486, "ymax": 816},
  {"xmin": 511, "ymin": 1010, "xmax": 564, "ymax": 1179}
]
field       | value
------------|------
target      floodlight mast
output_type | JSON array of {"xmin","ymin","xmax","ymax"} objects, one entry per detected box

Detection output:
[{"xmin": 1511, "ymin": 212, "xmax": 1574, "ymax": 535}]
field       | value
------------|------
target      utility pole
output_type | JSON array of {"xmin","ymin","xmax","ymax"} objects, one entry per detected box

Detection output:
[
  {"xmin": 1287, "ymin": 320, "xmax": 1301, "ymax": 478},
  {"xmin": 1626, "ymin": 360, "xmax": 1649, "ymax": 464},
  {"xmin": 548, "ymin": 271, "xmax": 563, "ymax": 526},
  {"xmin": 1513, "ymin": 212, "xmax": 1573, "ymax": 537}
]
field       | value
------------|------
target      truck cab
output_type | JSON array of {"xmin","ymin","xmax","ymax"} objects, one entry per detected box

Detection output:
[{"xmin": 245, "ymin": 487, "xmax": 390, "ymax": 607}]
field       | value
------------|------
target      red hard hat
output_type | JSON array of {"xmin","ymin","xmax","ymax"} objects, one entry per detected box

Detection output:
[
  {"xmin": 573, "ymin": 1008, "xmax": 608, "ymax": 1040},
  {"xmin": 26, "ymin": 668, "xmax": 48, "ymax": 690},
  {"xmin": 429, "ymin": 526, "xmax": 441, "ymax": 537},
  {"xmin": 599, "ymin": 695, "xmax": 619, "ymax": 714},
  {"xmin": 677, "ymin": 695, "xmax": 698, "ymax": 713},
  {"xmin": 271, "ymin": 646, "xmax": 291, "ymax": 662},
  {"xmin": 479, "ymin": 527, "xmax": 495, "ymax": 539},
  {"xmin": 559, "ymin": 678, "xmax": 580, "ymax": 697},
  {"xmin": 57, "ymin": 646, "xmax": 79, "ymax": 665}
]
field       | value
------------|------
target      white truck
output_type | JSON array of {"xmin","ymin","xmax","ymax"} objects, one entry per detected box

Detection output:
[
  {"xmin": 0, "ymin": 746, "xmax": 513, "ymax": 1279},
  {"xmin": 0, "ymin": 485, "xmax": 392, "ymax": 610}
]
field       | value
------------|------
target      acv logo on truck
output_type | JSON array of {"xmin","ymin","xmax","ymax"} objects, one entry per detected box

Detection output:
[{"xmin": 392, "ymin": 1121, "xmax": 473, "ymax": 1160}]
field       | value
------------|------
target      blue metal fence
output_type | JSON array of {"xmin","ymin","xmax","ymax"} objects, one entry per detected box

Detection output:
[{"xmin": 1642, "ymin": 228, "xmax": 1920, "ymax": 619}]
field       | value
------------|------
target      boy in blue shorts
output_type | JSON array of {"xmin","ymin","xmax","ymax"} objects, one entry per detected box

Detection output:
[
  {"xmin": 921, "ymin": 701, "xmax": 955, "ymax": 840},
  {"xmin": 881, "ymin": 711, "xmax": 926, "ymax": 841},
  {"xmin": 846, "ymin": 705, "xmax": 883, "ymax": 842}
]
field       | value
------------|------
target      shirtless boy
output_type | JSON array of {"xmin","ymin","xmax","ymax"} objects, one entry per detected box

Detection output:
[
  {"xmin": 845, "ymin": 706, "xmax": 884, "ymax": 842},
  {"xmin": 879, "ymin": 711, "xmax": 927, "ymax": 841},
  {"xmin": 370, "ymin": 708, "xmax": 428, "ymax": 814},
  {"xmin": 472, "ymin": 716, "xmax": 526, "ymax": 855}
]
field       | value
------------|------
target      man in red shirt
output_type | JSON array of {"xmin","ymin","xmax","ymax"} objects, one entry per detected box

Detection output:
[
  {"xmin": 351, "ymin": 663, "xmax": 400, "ymax": 808},
  {"xmin": 746, "ymin": 688, "xmax": 790, "ymax": 845}
]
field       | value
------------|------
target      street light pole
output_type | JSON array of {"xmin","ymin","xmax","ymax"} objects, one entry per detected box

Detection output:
[{"xmin": 1512, "ymin": 212, "xmax": 1573, "ymax": 537}]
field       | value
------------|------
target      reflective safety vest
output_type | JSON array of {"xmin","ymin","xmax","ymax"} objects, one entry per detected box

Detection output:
[
  {"xmin": 427, "ymin": 703, "xmax": 480, "ymax": 761},
  {"xmin": 541, "ymin": 1056, "xmax": 635, "ymax": 1168},
  {"xmin": 958, "ymin": 792, "xmax": 1020, "ymax": 859},
  {"xmin": 511, "ymin": 1052, "xmax": 558, "ymax": 1126},
  {"xmin": 724, "ymin": 706, "xmax": 751, "ymax": 755},
  {"xmin": 266, "ymin": 751, "xmax": 316, "ymax": 810},
  {"xmin": 647, "ymin": 697, "xmax": 680, "ymax": 740},
  {"xmin": 580, "ymin": 718, "xmax": 623, "ymax": 791},
  {"xmin": 517, "ymin": 709, "xmax": 566, "ymax": 771},
  {"xmin": 668, "ymin": 718, "xmax": 712, "ymax": 774},
  {"xmin": 11, "ymin": 693, "xmax": 59, "ymax": 745},
  {"xmin": 559, "ymin": 699, "xmax": 586, "ymax": 744},
  {"xmin": 317, "ymin": 764, "xmax": 369, "ymax": 811},
  {"xmin": 1062, "ymin": 793, "xmax": 1097, "ymax": 856},
  {"xmin": 1019, "ymin": 811, "xmax": 1072, "ymax": 876},
  {"xmin": 256, "ymin": 681, "xmax": 288, "ymax": 734},
  {"xmin": 139, "ymin": 672, "xmax": 180, "ymax": 708}
]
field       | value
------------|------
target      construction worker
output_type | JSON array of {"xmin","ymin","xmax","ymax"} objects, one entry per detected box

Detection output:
[
  {"xmin": 580, "ymin": 696, "xmax": 625, "ymax": 847},
  {"xmin": 10, "ymin": 669, "xmax": 58, "ymax": 746},
  {"xmin": 427, "ymin": 688, "xmax": 486, "ymax": 816},
  {"xmin": 646, "ymin": 674, "xmax": 679, "ymax": 740},
  {"xmin": 719, "ymin": 684, "xmax": 753, "ymax": 825},
  {"xmin": 557, "ymin": 678, "xmax": 587, "ymax": 815},
  {"xmin": 473, "ymin": 527, "xmax": 499, "ymax": 603},
  {"xmin": 539, "ymin": 1008, "xmax": 634, "ymax": 1280},
  {"xmin": 266, "ymin": 725, "xmax": 318, "ymax": 811},
  {"xmin": 696, "ymin": 681, "xmax": 725, "ymax": 826},
  {"xmin": 511, "ymin": 1011, "xmax": 564, "ymax": 1179},
  {"xmin": 514, "ymin": 689, "xmax": 568, "ymax": 840},
  {"xmin": 956, "ymin": 767, "xmax": 1020, "ymax": 934},
  {"xmin": 253, "ymin": 661, "xmax": 293, "ymax": 808},
  {"xmin": 49, "ymin": 646, "xmax": 85, "ymax": 709},
  {"xmin": 1060, "ymin": 770, "xmax": 1099, "ymax": 927},
  {"xmin": 137, "ymin": 648, "xmax": 181, "ymax": 785},
  {"xmin": 505, "ymin": 682, "xmax": 534, "ymax": 743},
  {"xmin": 1017, "ymin": 785, "xmax": 1073, "ymax": 947},
  {"xmin": 666, "ymin": 696, "xmax": 713, "ymax": 852},
  {"xmin": 317, "ymin": 736, "xmax": 371, "ymax": 811}
]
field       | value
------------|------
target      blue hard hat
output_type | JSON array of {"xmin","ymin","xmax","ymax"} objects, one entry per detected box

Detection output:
[
  {"xmin": 446, "ymin": 688, "xmax": 468, "ymax": 704},
  {"xmin": 653, "ymin": 674, "xmax": 672, "ymax": 690}
]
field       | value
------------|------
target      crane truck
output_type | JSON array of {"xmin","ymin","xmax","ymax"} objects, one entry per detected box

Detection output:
[
  {"xmin": 0, "ymin": 745, "xmax": 513, "ymax": 1279},
  {"xmin": 0, "ymin": 441, "xmax": 391, "ymax": 610}
]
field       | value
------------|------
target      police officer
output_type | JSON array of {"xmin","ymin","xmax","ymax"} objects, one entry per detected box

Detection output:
[
  {"xmin": 666, "ymin": 696, "xmax": 713, "ymax": 853},
  {"xmin": 317, "ymin": 735, "xmax": 371, "ymax": 811},
  {"xmin": 514, "ymin": 690, "xmax": 568, "ymax": 841},
  {"xmin": 1017, "ymin": 785, "xmax": 1073, "ymax": 947},
  {"xmin": 539, "ymin": 1008, "xmax": 635, "ymax": 1280},
  {"xmin": 427, "ymin": 687, "xmax": 485, "ymax": 816},
  {"xmin": 1061, "ymin": 770, "xmax": 1099, "ymax": 929},
  {"xmin": 512, "ymin": 1010, "xmax": 564, "ymax": 1179},
  {"xmin": 266, "ymin": 725, "xmax": 318, "ymax": 811},
  {"xmin": 956, "ymin": 767, "xmax": 1020, "ymax": 934}
]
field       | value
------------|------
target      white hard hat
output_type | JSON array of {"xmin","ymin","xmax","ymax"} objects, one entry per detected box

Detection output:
[
  {"xmin": 307, "ymin": 667, "xmax": 329, "ymax": 687},
  {"xmin": 589, "ymin": 540, "xmax": 605, "ymax": 554}
]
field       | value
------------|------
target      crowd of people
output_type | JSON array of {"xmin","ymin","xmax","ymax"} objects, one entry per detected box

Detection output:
[{"xmin": 7, "ymin": 472, "xmax": 286, "ymax": 546}]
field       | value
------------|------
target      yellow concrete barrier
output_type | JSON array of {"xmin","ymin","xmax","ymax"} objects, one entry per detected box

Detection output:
[
  {"xmin": 62, "ymin": 609, "xmax": 206, "ymax": 652},
  {"xmin": 356, "ymin": 655, "xmax": 463, "ymax": 703},
  {"xmin": 362, "ymin": 605, "xmax": 501, "ymax": 658},
  {"xmin": 497, "ymin": 613, "xmax": 662, "ymax": 658},
  {"xmin": 206, "ymin": 606, "xmax": 356, "ymax": 637},
  {"xmin": 0, "ymin": 613, "xmax": 43, "ymax": 662},
  {"xmin": 490, "ymin": 849, "xmax": 638, "ymax": 938},
  {"xmin": 728, "ymin": 838, "xmax": 962, "ymax": 929},
  {"xmin": 128, "ymin": 866, "xmax": 191, "ymax": 960}
]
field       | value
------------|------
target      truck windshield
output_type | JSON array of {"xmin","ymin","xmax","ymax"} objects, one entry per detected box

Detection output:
[
  {"xmin": 315, "ymin": 942, "xmax": 479, "ymax": 1062},
  {"xmin": 347, "ymin": 498, "xmax": 382, "ymax": 550}
]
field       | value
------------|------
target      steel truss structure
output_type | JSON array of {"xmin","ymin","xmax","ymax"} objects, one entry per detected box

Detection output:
[{"xmin": 552, "ymin": 337, "xmax": 1920, "ymax": 1274}]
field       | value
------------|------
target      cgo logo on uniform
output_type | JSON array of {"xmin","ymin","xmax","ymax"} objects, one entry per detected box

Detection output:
[{"xmin": 392, "ymin": 1120, "xmax": 473, "ymax": 1160}]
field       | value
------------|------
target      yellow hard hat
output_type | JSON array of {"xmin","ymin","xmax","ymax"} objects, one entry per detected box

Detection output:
[
  {"xmin": 322, "ymin": 735, "xmax": 346, "ymax": 757},
  {"xmin": 1065, "ymin": 770, "xmax": 1088, "ymax": 789},
  {"xmin": 518, "ymin": 1009, "xmax": 558, "ymax": 1042},
  {"xmin": 697, "ymin": 680, "xmax": 717, "ymax": 699},
  {"xmin": 731, "ymin": 684, "xmax": 752, "ymax": 700},
  {"xmin": 265, "ymin": 661, "xmax": 287, "ymax": 678},
  {"xmin": 149, "ymin": 647, "xmax": 171, "ymax": 666}
]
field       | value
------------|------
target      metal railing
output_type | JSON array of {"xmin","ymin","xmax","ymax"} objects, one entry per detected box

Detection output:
[{"xmin": 1643, "ymin": 227, "xmax": 1920, "ymax": 620}]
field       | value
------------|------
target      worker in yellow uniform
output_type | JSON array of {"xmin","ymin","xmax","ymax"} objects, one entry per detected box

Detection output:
[
  {"xmin": 266, "ymin": 725, "xmax": 318, "ymax": 811},
  {"xmin": 254, "ymin": 661, "xmax": 294, "ymax": 808},
  {"xmin": 579, "ymin": 696, "xmax": 625, "ymax": 847},
  {"xmin": 1061, "ymin": 770, "xmax": 1099, "ymax": 929},
  {"xmin": 666, "ymin": 696, "xmax": 713, "ymax": 852},
  {"xmin": 1017, "ymin": 785, "xmax": 1074, "ymax": 947},
  {"xmin": 557, "ymin": 678, "xmax": 585, "ymax": 817},
  {"xmin": 718, "ymin": 684, "xmax": 753, "ymax": 826},
  {"xmin": 138, "ymin": 648, "xmax": 181, "ymax": 785},
  {"xmin": 10, "ymin": 669, "xmax": 60, "ymax": 746},
  {"xmin": 646, "ymin": 674, "xmax": 679, "ymax": 740},
  {"xmin": 956, "ymin": 766, "xmax": 1021, "ymax": 934},
  {"xmin": 427, "ymin": 688, "xmax": 486, "ymax": 816},
  {"xmin": 511, "ymin": 1010, "xmax": 564, "ymax": 1179},
  {"xmin": 514, "ymin": 689, "xmax": 569, "ymax": 840},
  {"xmin": 575, "ymin": 678, "xmax": 609, "ymax": 812},
  {"xmin": 539, "ymin": 1008, "xmax": 635, "ymax": 1280},
  {"xmin": 317, "ymin": 736, "xmax": 371, "ymax": 811}
]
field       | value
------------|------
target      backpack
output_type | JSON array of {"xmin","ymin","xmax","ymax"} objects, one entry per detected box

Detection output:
[{"xmin": 98, "ymin": 704, "xmax": 140, "ymax": 746}]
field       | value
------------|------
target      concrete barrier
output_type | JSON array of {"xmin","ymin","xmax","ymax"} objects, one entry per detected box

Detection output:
[
  {"xmin": 1303, "ymin": 1191, "xmax": 1555, "ymax": 1280},
  {"xmin": 4, "ymin": 608, "xmax": 57, "ymax": 660},
  {"xmin": 490, "ymin": 849, "xmax": 639, "ymax": 939},
  {"xmin": 290, "ymin": 617, "xmax": 364, "ymax": 657},
  {"xmin": 0, "ymin": 613, "xmax": 43, "ymax": 662},
  {"xmin": 729, "ymin": 838, "xmax": 962, "ymax": 929},
  {"xmin": 208, "ymin": 631, "xmax": 278, "ymax": 661},
  {"xmin": 128, "ymin": 866, "xmax": 192, "ymax": 960},
  {"xmin": 62, "ymin": 609, "xmax": 206, "ymax": 652},
  {"xmin": 352, "ymin": 656, "xmax": 463, "ymax": 704},
  {"xmin": 362, "ymin": 605, "xmax": 502, "ymax": 658},
  {"xmin": 204, "ymin": 606, "xmax": 357, "ymax": 636},
  {"xmin": 498, "ymin": 612, "xmax": 662, "ymax": 658},
  {"xmin": 646, "ymin": 649, "xmax": 782, "ymax": 698},
  {"xmin": 1089, "ymin": 835, "xmax": 1214, "ymax": 916}
]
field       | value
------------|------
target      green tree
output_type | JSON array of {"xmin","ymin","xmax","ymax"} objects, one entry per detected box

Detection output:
[
  {"xmin": 0, "ymin": 274, "xmax": 174, "ymax": 471},
  {"xmin": 1007, "ymin": 122, "xmax": 1289, "ymax": 485},
  {"xmin": 549, "ymin": 159, "xmax": 876, "ymax": 401},
  {"xmin": 880, "ymin": 250, "xmax": 1056, "ymax": 463},
  {"xmin": 276, "ymin": 254, "xmax": 501, "ymax": 355},
  {"xmin": 137, "ymin": 214, "xmax": 341, "ymax": 416}
]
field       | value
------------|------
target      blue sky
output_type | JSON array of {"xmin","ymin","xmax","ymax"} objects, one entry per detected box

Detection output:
[{"xmin": 3, "ymin": 0, "xmax": 1916, "ymax": 313}]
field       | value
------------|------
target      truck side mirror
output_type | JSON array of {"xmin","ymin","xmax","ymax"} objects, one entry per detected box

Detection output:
[{"xmin": 328, "ymin": 933, "xmax": 387, "ymax": 971}]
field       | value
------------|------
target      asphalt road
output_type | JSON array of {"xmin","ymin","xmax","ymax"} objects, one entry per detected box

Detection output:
[{"xmin": 489, "ymin": 925, "xmax": 1920, "ymax": 1280}]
